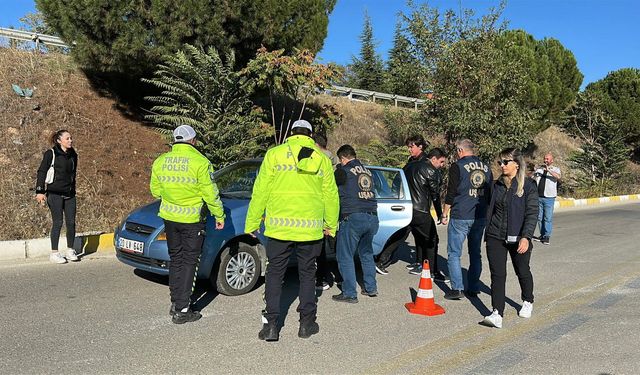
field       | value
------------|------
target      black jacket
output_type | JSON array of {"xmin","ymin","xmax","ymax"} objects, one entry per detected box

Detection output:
[
  {"xmin": 485, "ymin": 177, "xmax": 539, "ymax": 243},
  {"xmin": 403, "ymin": 153, "xmax": 443, "ymax": 218},
  {"xmin": 36, "ymin": 145, "xmax": 78, "ymax": 196}
]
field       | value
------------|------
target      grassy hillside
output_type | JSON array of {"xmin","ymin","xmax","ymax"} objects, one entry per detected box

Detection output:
[
  {"xmin": 1, "ymin": 49, "xmax": 636, "ymax": 241},
  {"xmin": 0, "ymin": 49, "xmax": 167, "ymax": 240}
]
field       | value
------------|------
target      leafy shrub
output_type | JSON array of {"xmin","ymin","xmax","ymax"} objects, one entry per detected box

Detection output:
[{"xmin": 143, "ymin": 45, "xmax": 271, "ymax": 168}]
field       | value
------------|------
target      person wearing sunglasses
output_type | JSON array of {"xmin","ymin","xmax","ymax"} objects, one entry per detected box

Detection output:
[{"xmin": 481, "ymin": 148, "xmax": 538, "ymax": 328}]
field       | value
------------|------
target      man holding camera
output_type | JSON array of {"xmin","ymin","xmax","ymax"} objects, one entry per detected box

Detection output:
[{"xmin": 533, "ymin": 153, "xmax": 561, "ymax": 245}]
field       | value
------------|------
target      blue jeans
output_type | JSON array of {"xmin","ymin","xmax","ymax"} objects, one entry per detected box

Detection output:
[
  {"xmin": 446, "ymin": 218, "xmax": 486, "ymax": 292},
  {"xmin": 336, "ymin": 213, "xmax": 379, "ymax": 298},
  {"xmin": 538, "ymin": 197, "xmax": 555, "ymax": 238}
]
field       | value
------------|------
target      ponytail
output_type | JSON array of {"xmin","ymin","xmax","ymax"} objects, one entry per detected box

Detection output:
[{"xmin": 50, "ymin": 129, "xmax": 68, "ymax": 147}]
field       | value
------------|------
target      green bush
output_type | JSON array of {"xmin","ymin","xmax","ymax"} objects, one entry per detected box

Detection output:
[{"xmin": 143, "ymin": 45, "xmax": 271, "ymax": 169}]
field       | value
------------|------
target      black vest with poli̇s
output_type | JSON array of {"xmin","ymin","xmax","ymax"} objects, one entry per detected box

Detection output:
[
  {"xmin": 451, "ymin": 155, "xmax": 491, "ymax": 220},
  {"xmin": 337, "ymin": 159, "xmax": 377, "ymax": 216}
]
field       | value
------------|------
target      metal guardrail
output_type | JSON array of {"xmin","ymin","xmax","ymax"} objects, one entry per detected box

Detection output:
[
  {"xmin": 0, "ymin": 27, "xmax": 69, "ymax": 49},
  {"xmin": 326, "ymin": 85, "xmax": 426, "ymax": 110},
  {"xmin": 0, "ymin": 27, "xmax": 426, "ymax": 109}
]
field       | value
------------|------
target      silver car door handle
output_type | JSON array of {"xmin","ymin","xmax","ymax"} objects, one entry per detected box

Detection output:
[{"xmin": 391, "ymin": 206, "xmax": 405, "ymax": 211}]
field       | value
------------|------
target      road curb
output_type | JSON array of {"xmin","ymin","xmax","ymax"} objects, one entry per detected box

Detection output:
[
  {"xmin": 0, "ymin": 232, "xmax": 114, "ymax": 261},
  {"xmin": 555, "ymin": 194, "xmax": 640, "ymax": 209},
  {"xmin": 1, "ymin": 194, "xmax": 639, "ymax": 262}
]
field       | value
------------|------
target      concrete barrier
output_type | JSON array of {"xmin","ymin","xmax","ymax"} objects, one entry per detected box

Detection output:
[
  {"xmin": 3, "ymin": 240, "xmax": 27, "ymax": 260},
  {"xmin": 555, "ymin": 194, "xmax": 640, "ymax": 209},
  {"xmin": 1, "ymin": 232, "xmax": 114, "ymax": 261}
]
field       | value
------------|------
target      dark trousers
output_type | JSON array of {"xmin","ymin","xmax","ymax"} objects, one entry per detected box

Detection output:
[
  {"xmin": 486, "ymin": 236, "xmax": 534, "ymax": 316},
  {"xmin": 47, "ymin": 193, "xmax": 76, "ymax": 250},
  {"xmin": 316, "ymin": 235, "xmax": 341, "ymax": 283},
  {"xmin": 376, "ymin": 226, "xmax": 410, "ymax": 267},
  {"xmin": 409, "ymin": 210, "xmax": 439, "ymax": 273},
  {"xmin": 264, "ymin": 238, "xmax": 322, "ymax": 322},
  {"xmin": 164, "ymin": 220, "xmax": 205, "ymax": 311}
]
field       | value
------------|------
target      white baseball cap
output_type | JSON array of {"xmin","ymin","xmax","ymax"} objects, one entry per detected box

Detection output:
[
  {"xmin": 291, "ymin": 119, "xmax": 312, "ymax": 132},
  {"xmin": 173, "ymin": 125, "xmax": 196, "ymax": 142}
]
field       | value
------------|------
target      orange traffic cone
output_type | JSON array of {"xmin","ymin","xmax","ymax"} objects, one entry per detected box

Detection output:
[{"xmin": 405, "ymin": 260, "xmax": 445, "ymax": 316}]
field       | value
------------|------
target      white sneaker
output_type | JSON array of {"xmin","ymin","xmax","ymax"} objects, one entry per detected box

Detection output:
[
  {"xmin": 65, "ymin": 248, "xmax": 79, "ymax": 262},
  {"xmin": 482, "ymin": 309, "xmax": 503, "ymax": 328},
  {"xmin": 519, "ymin": 301, "xmax": 533, "ymax": 318},
  {"xmin": 50, "ymin": 252, "xmax": 67, "ymax": 264}
]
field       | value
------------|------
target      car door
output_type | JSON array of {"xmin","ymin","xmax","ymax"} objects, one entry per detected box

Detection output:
[{"xmin": 366, "ymin": 166, "xmax": 413, "ymax": 256}]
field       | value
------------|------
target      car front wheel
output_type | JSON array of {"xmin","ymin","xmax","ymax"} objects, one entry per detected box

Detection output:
[{"xmin": 214, "ymin": 243, "xmax": 261, "ymax": 296}]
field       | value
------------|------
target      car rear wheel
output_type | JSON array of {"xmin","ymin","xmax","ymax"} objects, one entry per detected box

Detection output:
[{"xmin": 214, "ymin": 243, "xmax": 261, "ymax": 296}]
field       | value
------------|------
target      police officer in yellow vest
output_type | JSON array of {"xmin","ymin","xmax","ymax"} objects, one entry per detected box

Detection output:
[
  {"xmin": 150, "ymin": 125, "xmax": 225, "ymax": 324},
  {"xmin": 246, "ymin": 120, "xmax": 339, "ymax": 341}
]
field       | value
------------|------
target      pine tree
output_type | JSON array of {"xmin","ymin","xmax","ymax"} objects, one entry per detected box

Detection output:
[
  {"xmin": 350, "ymin": 12, "xmax": 385, "ymax": 92},
  {"xmin": 386, "ymin": 21, "xmax": 421, "ymax": 97},
  {"xmin": 586, "ymin": 68, "xmax": 640, "ymax": 150},
  {"xmin": 497, "ymin": 30, "xmax": 583, "ymax": 130},
  {"xmin": 36, "ymin": 0, "xmax": 336, "ymax": 84}
]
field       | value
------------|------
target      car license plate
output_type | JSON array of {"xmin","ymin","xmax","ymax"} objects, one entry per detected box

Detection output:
[{"xmin": 118, "ymin": 237, "xmax": 144, "ymax": 254}]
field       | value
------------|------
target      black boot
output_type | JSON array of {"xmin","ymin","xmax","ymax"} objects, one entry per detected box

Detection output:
[
  {"xmin": 170, "ymin": 303, "xmax": 199, "ymax": 317},
  {"xmin": 298, "ymin": 315, "xmax": 319, "ymax": 339},
  {"xmin": 258, "ymin": 320, "xmax": 279, "ymax": 342},
  {"xmin": 172, "ymin": 309, "xmax": 202, "ymax": 324}
]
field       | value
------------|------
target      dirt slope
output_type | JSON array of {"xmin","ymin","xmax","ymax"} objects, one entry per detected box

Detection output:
[
  {"xmin": 1, "ymin": 48, "xmax": 632, "ymax": 241},
  {"xmin": 0, "ymin": 49, "xmax": 167, "ymax": 240}
]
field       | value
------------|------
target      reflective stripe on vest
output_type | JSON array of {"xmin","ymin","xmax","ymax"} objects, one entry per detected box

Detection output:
[
  {"xmin": 273, "ymin": 164, "xmax": 324, "ymax": 177},
  {"xmin": 156, "ymin": 175, "xmax": 198, "ymax": 184},
  {"xmin": 268, "ymin": 217, "xmax": 323, "ymax": 228},
  {"xmin": 160, "ymin": 202, "xmax": 202, "ymax": 216},
  {"xmin": 274, "ymin": 164, "xmax": 296, "ymax": 172}
]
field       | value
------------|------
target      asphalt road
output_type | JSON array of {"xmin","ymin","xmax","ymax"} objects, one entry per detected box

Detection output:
[{"xmin": 1, "ymin": 202, "xmax": 639, "ymax": 374}]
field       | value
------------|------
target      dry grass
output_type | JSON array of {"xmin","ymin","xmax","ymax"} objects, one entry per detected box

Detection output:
[
  {"xmin": 530, "ymin": 125, "xmax": 581, "ymax": 187},
  {"xmin": 310, "ymin": 95, "xmax": 389, "ymax": 150},
  {"xmin": 1, "ymin": 49, "xmax": 638, "ymax": 241},
  {"xmin": 0, "ymin": 49, "xmax": 167, "ymax": 240}
]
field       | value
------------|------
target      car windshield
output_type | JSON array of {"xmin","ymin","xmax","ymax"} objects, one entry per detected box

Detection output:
[{"xmin": 213, "ymin": 161, "xmax": 261, "ymax": 199}]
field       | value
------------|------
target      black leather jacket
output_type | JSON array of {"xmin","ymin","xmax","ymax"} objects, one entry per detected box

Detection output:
[{"xmin": 403, "ymin": 153, "xmax": 443, "ymax": 218}]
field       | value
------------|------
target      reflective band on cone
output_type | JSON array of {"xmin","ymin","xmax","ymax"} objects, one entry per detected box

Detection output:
[
  {"xmin": 417, "ymin": 288, "xmax": 434, "ymax": 299},
  {"xmin": 405, "ymin": 260, "xmax": 445, "ymax": 316}
]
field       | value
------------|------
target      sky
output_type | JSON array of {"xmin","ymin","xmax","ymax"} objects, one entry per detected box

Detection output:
[
  {"xmin": 1, "ymin": 0, "xmax": 638, "ymax": 88},
  {"xmin": 318, "ymin": 0, "xmax": 640, "ymax": 88}
]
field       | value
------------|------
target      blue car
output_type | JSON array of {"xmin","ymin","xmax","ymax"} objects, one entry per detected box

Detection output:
[{"xmin": 115, "ymin": 159, "xmax": 412, "ymax": 296}]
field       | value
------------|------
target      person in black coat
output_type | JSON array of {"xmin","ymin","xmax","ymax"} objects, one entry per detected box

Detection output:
[
  {"xmin": 35, "ymin": 129, "xmax": 79, "ymax": 264},
  {"xmin": 482, "ymin": 148, "xmax": 538, "ymax": 329}
]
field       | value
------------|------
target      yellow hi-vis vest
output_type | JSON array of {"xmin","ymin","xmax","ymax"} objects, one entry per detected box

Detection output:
[
  {"xmin": 150, "ymin": 143, "xmax": 225, "ymax": 224},
  {"xmin": 245, "ymin": 135, "xmax": 339, "ymax": 241}
]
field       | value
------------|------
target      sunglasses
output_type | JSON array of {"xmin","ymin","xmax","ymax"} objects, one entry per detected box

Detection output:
[{"xmin": 497, "ymin": 159, "xmax": 514, "ymax": 166}]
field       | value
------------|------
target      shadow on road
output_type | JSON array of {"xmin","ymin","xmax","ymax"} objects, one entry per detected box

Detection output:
[
  {"xmin": 132, "ymin": 268, "xmax": 223, "ymax": 312},
  {"xmin": 134, "ymin": 269, "xmax": 169, "ymax": 286}
]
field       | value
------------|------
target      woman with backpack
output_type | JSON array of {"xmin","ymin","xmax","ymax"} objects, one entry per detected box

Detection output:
[{"xmin": 35, "ymin": 129, "xmax": 79, "ymax": 264}]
